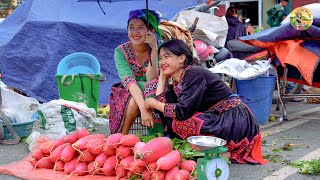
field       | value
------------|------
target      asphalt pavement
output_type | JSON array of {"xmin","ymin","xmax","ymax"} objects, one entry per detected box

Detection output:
[{"xmin": 1, "ymin": 102, "xmax": 320, "ymax": 180}]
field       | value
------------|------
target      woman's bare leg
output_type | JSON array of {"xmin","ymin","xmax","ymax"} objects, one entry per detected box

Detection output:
[{"xmin": 120, "ymin": 97, "xmax": 140, "ymax": 134}]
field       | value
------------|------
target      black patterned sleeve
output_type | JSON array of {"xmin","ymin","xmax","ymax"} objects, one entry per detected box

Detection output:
[{"xmin": 164, "ymin": 69, "xmax": 206, "ymax": 120}]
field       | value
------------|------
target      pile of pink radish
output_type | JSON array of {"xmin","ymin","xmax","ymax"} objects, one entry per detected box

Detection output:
[{"xmin": 30, "ymin": 128, "xmax": 197, "ymax": 180}]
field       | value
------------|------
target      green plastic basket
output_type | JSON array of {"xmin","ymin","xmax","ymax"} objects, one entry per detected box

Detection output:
[
  {"xmin": 56, "ymin": 74, "xmax": 102, "ymax": 113},
  {"xmin": 2, "ymin": 119, "xmax": 37, "ymax": 139}
]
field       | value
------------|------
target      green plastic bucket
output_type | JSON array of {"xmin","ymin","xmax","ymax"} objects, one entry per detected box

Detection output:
[
  {"xmin": 1, "ymin": 118, "xmax": 37, "ymax": 139},
  {"xmin": 56, "ymin": 74, "xmax": 102, "ymax": 113}
]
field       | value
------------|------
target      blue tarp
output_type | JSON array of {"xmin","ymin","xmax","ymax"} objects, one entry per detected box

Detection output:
[{"xmin": 0, "ymin": 0, "xmax": 200, "ymax": 104}]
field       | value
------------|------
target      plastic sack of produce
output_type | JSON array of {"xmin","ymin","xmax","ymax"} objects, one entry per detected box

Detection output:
[
  {"xmin": 37, "ymin": 99, "xmax": 95, "ymax": 140},
  {"xmin": 0, "ymin": 81, "xmax": 39, "ymax": 124}
]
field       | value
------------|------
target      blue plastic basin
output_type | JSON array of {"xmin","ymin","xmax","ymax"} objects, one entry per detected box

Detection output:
[{"xmin": 57, "ymin": 52, "xmax": 100, "ymax": 75}]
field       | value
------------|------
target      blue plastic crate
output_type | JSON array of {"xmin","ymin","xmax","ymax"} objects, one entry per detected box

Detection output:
[{"xmin": 1, "ymin": 118, "xmax": 37, "ymax": 139}]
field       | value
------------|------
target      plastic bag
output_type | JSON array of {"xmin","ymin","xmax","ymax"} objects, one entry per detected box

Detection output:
[
  {"xmin": 26, "ymin": 131, "xmax": 41, "ymax": 151},
  {"xmin": 175, "ymin": 10, "xmax": 228, "ymax": 48},
  {"xmin": 209, "ymin": 58, "xmax": 272, "ymax": 80},
  {"xmin": 0, "ymin": 81, "xmax": 39, "ymax": 123},
  {"xmin": 37, "ymin": 99, "xmax": 95, "ymax": 140}
]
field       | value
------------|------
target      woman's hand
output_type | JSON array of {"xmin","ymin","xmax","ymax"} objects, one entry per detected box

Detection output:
[
  {"xmin": 145, "ymin": 97, "xmax": 165, "ymax": 114},
  {"xmin": 144, "ymin": 31, "xmax": 158, "ymax": 50},
  {"xmin": 140, "ymin": 109, "xmax": 154, "ymax": 128},
  {"xmin": 159, "ymin": 68, "xmax": 169, "ymax": 82}
]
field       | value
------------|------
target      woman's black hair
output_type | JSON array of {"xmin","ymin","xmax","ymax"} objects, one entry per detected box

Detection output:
[
  {"xmin": 226, "ymin": 6, "xmax": 238, "ymax": 16},
  {"xmin": 158, "ymin": 39, "xmax": 194, "ymax": 67}
]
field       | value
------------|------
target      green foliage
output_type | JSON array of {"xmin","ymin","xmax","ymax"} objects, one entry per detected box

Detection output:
[
  {"xmin": 171, "ymin": 137, "xmax": 205, "ymax": 160},
  {"xmin": 263, "ymin": 154, "xmax": 283, "ymax": 163},
  {"xmin": 137, "ymin": 132, "xmax": 163, "ymax": 143},
  {"xmin": 291, "ymin": 159, "xmax": 320, "ymax": 175},
  {"xmin": 128, "ymin": 174, "xmax": 141, "ymax": 180},
  {"xmin": 0, "ymin": 0, "xmax": 15, "ymax": 9},
  {"xmin": 0, "ymin": 0, "xmax": 16, "ymax": 17},
  {"xmin": 20, "ymin": 136, "xmax": 28, "ymax": 143}
]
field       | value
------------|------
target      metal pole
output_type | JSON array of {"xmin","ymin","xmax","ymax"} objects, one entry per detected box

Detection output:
[
  {"xmin": 146, "ymin": 0, "xmax": 149, "ymax": 30},
  {"xmin": 145, "ymin": 0, "xmax": 152, "ymax": 66},
  {"xmin": 258, "ymin": 0, "xmax": 262, "ymax": 29}
]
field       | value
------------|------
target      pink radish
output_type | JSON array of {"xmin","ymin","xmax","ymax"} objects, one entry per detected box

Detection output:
[
  {"xmin": 29, "ymin": 159, "xmax": 37, "ymax": 167},
  {"xmin": 134, "ymin": 159, "xmax": 148, "ymax": 167},
  {"xmin": 155, "ymin": 150, "xmax": 182, "ymax": 171},
  {"xmin": 72, "ymin": 134, "xmax": 106, "ymax": 151},
  {"xmin": 87, "ymin": 138, "xmax": 106, "ymax": 155},
  {"xmin": 165, "ymin": 166, "xmax": 179, "ymax": 180},
  {"xmin": 94, "ymin": 153, "xmax": 108, "ymax": 167},
  {"xmin": 64, "ymin": 132, "xmax": 78, "ymax": 144},
  {"xmin": 119, "ymin": 156, "xmax": 134, "ymax": 168},
  {"xmin": 173, "ymin": 169, "xmax": 190, "ymax": 180},
  {"xmin": 126, "ymin": 171, "xmax": 135, "ymax": 179},
  {"xmin": 101, "ymin": 155, "xmax": 117, "ymax": 175},
  {"xmin": 151, "ymin": 170, "xmax": 167, "ymax": 180},
  {"xmin": 106, "ymin": 133, "xmax": 123, "ymax": 149},
  {"xmin": 75, "ymin": 128, "xmax": 90, "ymax": 139},
  {"xmin": 147, "ymin": 162, "xmax": 157, "ymax": 172},
  {"xmin": 88, "ymin": 161, "xmax": 100, "ymax": 175},
  {"xmin": 60, "ymin": 143, "xmax": 76, "ymax": 162},
  {"xmin": 49, "ymin": 143, "xmax": 69, "ymax": 162},
  {"xmin": 54, "ymin": 160, "xmax": 65, "ymax": 171},
  {"xmin": 78, "ymin": 149, "xmax": 96, "ymax": 163},
  {"xmin": 104, "ymin": 169, "xmax": 116, "ymax": 176},
  {"xmin": 138, "ymin": 159, "xmax": 148, "ymax": 166},
  {"xmin": 129, "ymin": 160, "xmax": 145, "ymax": 173},
  {"xmin": 32, "ymin": 148, "xmax": 45, "ymax": 160},
  {"xmin": 134, "ymin": 137, "xmax": 173, "ymax": 163},
  {"xmin": 142, "ymin": 168, "xmax": 151, "ymax": 180},
  {"xmin": 35, "ymin": 157, "xmax": 54, "ymax": 169},
  {"xmin": 73, "ymin": 162, "xmax": 88, "ymax": 176},
  {"xmin": 116, "ymin": 165, "xmax": 128, "ymax": 179},
  {"xmin": 39, "ymin": 141, "xmax": 55, "ymax": 154},
  {"xmin": 180, "ymin": 160, "xmax": 197, "ymax": 173},
  {"xmin": 118, "ymin": 134, "xmax": 140, "ymax": 147},
  {"xmin": 103, "ymin": 145, "xmax": 116, "ymax": 156},
  {"xmin": 53, "ymin": 137, "xmax": 65, "ymax": 149},
  {"xmin": 64, "ymin": 158, "xmax": 78, "ymax": 174},
  {"xmin": 133, "ymin": 141, "xmax": 145, "ymax": 154},
  {"xmin": 116, "ymin": 145, "xmax": 132, "ymax": 159}
]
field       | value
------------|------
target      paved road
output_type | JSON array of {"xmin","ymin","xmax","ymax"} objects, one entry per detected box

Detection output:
[{"xmin": 1, "ymin": 102, "xmax": 320, "ymax": 180}]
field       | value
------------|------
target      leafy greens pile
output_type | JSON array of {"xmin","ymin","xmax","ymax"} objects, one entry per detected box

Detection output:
[{"xmin": 291, "ymin": 158, "xmax": 320, "ymax": 175}]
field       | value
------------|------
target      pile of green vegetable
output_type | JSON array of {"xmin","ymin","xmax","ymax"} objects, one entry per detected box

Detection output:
[{"xmin": 291, "ymin": 158, "xmax": 320, "ymax": 175}]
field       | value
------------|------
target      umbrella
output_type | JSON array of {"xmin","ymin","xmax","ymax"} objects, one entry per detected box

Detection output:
[
  {"xmin": 78, "ymin": 0, "xmax": 156, "ymax": 64},
  {"xmin": 78, "ymin": 0, "xmax": 151, "ymax": 29},
  {"xmin": 77, "ymin": 0, "xmax": 215, "ymax": 26},
  {"xmin": 77, "ymin": 0, "xmax": 216, "ymax": 66}
]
